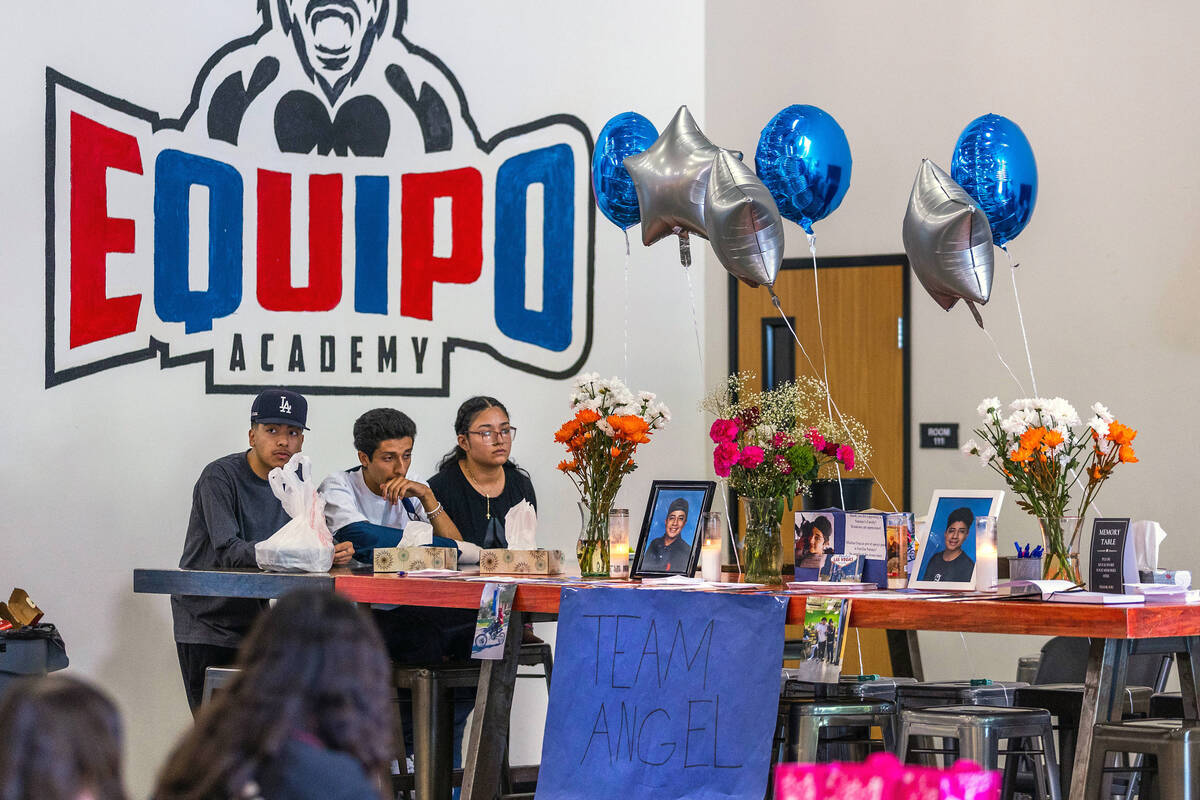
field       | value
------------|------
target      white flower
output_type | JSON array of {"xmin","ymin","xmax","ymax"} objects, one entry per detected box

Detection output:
[
  {"xmin": 615, "ymin": 403, "xmax": 641, "ymax": 417},
  {"xmin": 638, "ymin": 391, "xmax": 656, "ymax": 402},
  {"xmin": 1091, "ymin": 402, "xmax": 1114, "ymax": 423},
  {"xmin": 977, "ymin": 442, "xmax": 997, "ymax": 464},
  {"xmin": 977, "ymin": 397, "xmax": 1000, "ymax": 417},
  {"xmin": 579, "ymin": 397, "xmax": 602, "ymax": 413},
  {"xmin": 596, "ymin": 418, "xmax": 615, "ymax": 437},
  {"xmin": 1088, "ymin": 415, "xmax": 1110, "ymax": 439},
  {"xmin": 961, "ymin": 438, "xmax": 980, "ymax": 456}
]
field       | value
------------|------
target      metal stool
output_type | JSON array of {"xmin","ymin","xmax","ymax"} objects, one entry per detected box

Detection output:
[
  {"xmin": 774, "ymin": 674, "xmax": 912, "ymax": 763},
  {"xmin": 1016, "ymin": 683, "xmax": 1151, "ymax": 797},
  {"xmin": 897, "ymin": 705, "xmax": 1061, "ymax": 800},
  {"xmin": 1151, "ymin": 692, "xmax": 1184, "ymax": 718},
  {"xmin": 200, "ymin": 666, "xmax": 240, "ymax": 705},
  {"xmin": 896, "ymin": 680, "xmax": 1027, "ymax": 710},
  {"xmin": 784, "ymin": 699, "xmax": 897, "ymax": 763},
  {"xmin": 393, "ymin": 663, "xmax": 482, "ymax": 800},
  {"xmin": 1084, "ymin": 719, "xmax": 1200, "ymax": 799}
]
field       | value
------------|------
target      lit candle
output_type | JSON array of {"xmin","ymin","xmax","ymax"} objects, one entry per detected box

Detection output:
[
  {"xmin": 975, "ymin": 516, "xmax": 998, "ymax": 592},
  {"xmin": 609, "ymin": 509, "xmax": 630, "ymax": 577},
  {"xmin": 700, "ymin": 511, "xmax": 724, "ymax": 582}
]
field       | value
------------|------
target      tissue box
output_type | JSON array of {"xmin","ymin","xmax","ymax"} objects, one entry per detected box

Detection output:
[
  {"xmin": 479, "ymin": 548, "xmax": 564, "ymax": 575},
  {"xmin": 373, "ymin": 546, "xmax": 458, "ymax": 572}
]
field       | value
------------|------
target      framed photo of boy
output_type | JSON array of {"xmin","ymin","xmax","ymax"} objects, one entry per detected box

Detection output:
[
  {"xmin": 908, "ymin": 490, "xmax": 1004, "ymax": 590},
  {"xmin": 631, "ymin": 480, "xmax": 715, "ymax": 578}
]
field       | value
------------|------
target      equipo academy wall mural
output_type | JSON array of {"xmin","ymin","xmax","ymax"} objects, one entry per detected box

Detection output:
[{"xmin": 46, "ymin": 0, "xmax": 594, "ymax": 395}]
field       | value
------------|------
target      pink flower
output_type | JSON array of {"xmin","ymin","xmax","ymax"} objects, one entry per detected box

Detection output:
[
  {"xmin": 823, "ymin": 441, "xmax": 839, "ymax": 457},
  {"xmin": 775, "ymin": 454, "xmax": 793, "ymax": 475},
  {"xmin": 806, "ymin": 427, "xmax": 826, "ymax": 451},
  {"xmin": 738, "ymin": 446, "xmax": 765, "ymax": 469},
  {"xmin": 772, "ymin": 431, "xmax": 792, "ymax": 449},
  {"xmin": 709, "ymin": 418, "xmax": 740, "ymax": 444},
  {"xmin": 837, "ymin": 444, "xmax": 855, "ymax": 472},
  {"xmin": 713, "ymin": 441, "xmax": 740, "ymax": 477}
]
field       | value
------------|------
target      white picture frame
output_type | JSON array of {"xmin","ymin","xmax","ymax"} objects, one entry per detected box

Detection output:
[{"xmin": 908, "ymin": 489, "xmax": 1004, "ymax": 590}]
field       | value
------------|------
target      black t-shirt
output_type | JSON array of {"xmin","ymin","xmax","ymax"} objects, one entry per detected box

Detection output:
[
  {"xmin": 920, "ymin": 550, "xmax": 976, "ymax": 582},
  {"xmin": 641, "ymin": 535, "xmax": 693, "ymax": 572},
  {"xmin": 254, "ymin": 735, "xmax": 380, "ymax": 800},
  {"xmin": 428, "ymin": 461, "xmax": 537, "ymax": 548}
]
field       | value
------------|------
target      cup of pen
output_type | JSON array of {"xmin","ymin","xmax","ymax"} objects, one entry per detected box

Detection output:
[{"xmin": 1008, "ymin": 543, "xmax": 1044, "ymax": 582}]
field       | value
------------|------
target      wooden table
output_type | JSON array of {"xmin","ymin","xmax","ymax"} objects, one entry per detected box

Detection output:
[{"xmin": 136, "ymin": 568, "xmax": 1200, "ymax": 800}]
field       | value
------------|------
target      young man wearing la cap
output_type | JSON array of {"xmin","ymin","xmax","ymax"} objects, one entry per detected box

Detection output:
[{"xmin": 171, "ymin": 388, "xmax": 354, "ymax": 713}]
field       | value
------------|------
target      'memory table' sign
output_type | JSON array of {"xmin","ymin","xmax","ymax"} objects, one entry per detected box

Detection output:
[{"xmin": 537, "ymin": 586, "xmax": 786, "ymax": 800}]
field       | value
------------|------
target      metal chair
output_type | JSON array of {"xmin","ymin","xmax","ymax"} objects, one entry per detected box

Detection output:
[
  {"xmin": 1084, "ymin": 719, "xmax": 1200, "ymax": 799},
  {"xmin": 897, "ymin": 705, "xmax": 1061, "ymax": 800},
  {"xmin": 200, "ymin": 666, "xmax": 240, "ymax": 705},
  {"xmin": 783, "ymin": 699, "xmax": 897, "ymax": 763}
]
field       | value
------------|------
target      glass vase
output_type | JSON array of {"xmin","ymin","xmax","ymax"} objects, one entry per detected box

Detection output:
[
  {"xmin": 1038, "ymin": 516, "xmax": 1086, "ymax": 584},
  {"xmin": 577, "ymin": 501, "xmax": 611, "ymax": 578},
  {"xmin": 740, "ymin": 496, "xmax": 783, "ymax": 587}
]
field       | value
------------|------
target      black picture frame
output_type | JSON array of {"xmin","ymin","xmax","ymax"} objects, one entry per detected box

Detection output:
[{"xmin": 631, "ymin": 480, "xmax": 716, "ymax": 578}]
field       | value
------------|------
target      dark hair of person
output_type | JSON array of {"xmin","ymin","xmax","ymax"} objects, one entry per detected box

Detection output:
[
  {"xmin": 666, "ymin": 497, "xmax": 689, "ymax": 520},
  {"xmin": 798, "ymin": 515, "xmax": 832, "ymax": 554},
  {"xmin": 154, "ymin": 589, "xmax": 393, "ymax": 800},
  {"xmin": 353, "ymin": 407, "xmax": 417, "ymax": 459},
  {"xmin": 947, "ymin": 507, "xmax": 975, "ymax": 529},
  {"xmin": 437, "ymin": 396, "xmax": 526, "ymax": 473},
  {"xmin": 0, "ymin": 673, "xmax": 127, "ymax": 800}
]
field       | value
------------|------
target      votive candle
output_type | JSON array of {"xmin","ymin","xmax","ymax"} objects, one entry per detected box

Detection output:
[
  {"xmin": 975, "ymin": 516, "xmax": 998, "ymax": 592},
  {"xmin": 609, "ymin": 509, "xmax": 630, "ymax": 577}
]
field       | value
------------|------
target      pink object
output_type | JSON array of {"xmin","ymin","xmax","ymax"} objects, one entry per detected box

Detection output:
[
  {"xmin": 713, "ymin": 441, "xmax": 740, "ymax": 477},
  {"xmin": 710, "ymin": 418, "xmax": 740, "ymax": 443},
  {"xmin": 806, "ymin": 427, "xmax": 826, "ymax": 451},
  {"xmin": 837, "ymin": 444, "xmax": 856, "ymax": 472},
  {"xmin": 738, "ymin": 445, "xmax": 766, "ymax": 469},
  {"xmin": 774, "ymin": 754, "xmax": 1001, "ymax": 800}
]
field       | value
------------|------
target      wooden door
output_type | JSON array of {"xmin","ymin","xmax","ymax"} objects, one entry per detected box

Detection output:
[{"xmin": 731, "ymin": 254, "xmax": 911, "ymax": 676}]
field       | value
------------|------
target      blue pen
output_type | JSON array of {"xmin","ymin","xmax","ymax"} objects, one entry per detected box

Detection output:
[
  {"xmin": 1032, "ymin": 546, "xmax": 1043, "ymax": 559},
  {"xmin": 1015, "ymin": 541, "xmax": 1022, "ymax": 557}
]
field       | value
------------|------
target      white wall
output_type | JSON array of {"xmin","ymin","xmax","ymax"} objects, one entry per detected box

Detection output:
[
  {"xmin": 0, "ymin": 2, "xmax": 706, "ymax": 793},
  {"xmin": 706, "ymin": 0, "xmax": 1200, "ymax": 679}
]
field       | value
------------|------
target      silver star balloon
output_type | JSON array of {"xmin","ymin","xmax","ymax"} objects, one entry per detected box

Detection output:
[
  {"xmin": 902, "ymin": 159, "xmax": 995, "ymax": 328},
  {"xmin": 623, "ymin": 105, "xmax": 722, "ymax": 247},
  {"xmin": 704, "ymin": 149, "xmax": 785, "ymax": 289}
]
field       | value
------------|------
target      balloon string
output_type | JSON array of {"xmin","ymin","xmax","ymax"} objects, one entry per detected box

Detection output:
[
  {"xmin": 769, "ymin": 291, "xmax": 898, "ymax": 512},
  {"xmin": 682, "ymin": 263, "xmax": 705, "ymax": 367},
  {"xmin": 623, "ymin": 229, "xmax": 631, "ymax": 383},
  {"xmin": 1003, "ymin": 245, "xmax": 1039, "ymax": 397},
  {"xmin": 981, "ymin": 326, "xmax": 1028, "ymax": 395},
  {"xmin": 805, "ymin": 233, "xmax": 844, "ymax": 510}
]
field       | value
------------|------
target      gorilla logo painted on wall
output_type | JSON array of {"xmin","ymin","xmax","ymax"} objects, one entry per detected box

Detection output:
[{"xmin": 45, "ymin": 1, "xmax": 595, "ymax": 395}]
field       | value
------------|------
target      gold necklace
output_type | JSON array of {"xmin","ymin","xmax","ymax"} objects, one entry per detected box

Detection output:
[{"xmin": 462, "ymin": 460, "xmax": 501, "ymax": 519}]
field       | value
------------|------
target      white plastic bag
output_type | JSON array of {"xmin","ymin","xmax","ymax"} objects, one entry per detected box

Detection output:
[{"xmin": 255, "ymin": 454, "xmax": 335, "ymax": 572}]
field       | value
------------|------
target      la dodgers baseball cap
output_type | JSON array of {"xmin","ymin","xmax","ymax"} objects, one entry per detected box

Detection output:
[{"xmin": 250, "ymin": 388, "xmax": 309, "ymax": 430}]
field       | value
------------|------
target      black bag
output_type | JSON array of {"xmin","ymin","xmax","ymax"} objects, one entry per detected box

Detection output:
[{"xmin": 0, "ymin": 623, "xmax": 69, "ymax": 696}]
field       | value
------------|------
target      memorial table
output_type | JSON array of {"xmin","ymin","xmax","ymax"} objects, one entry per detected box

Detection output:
[{"xmin": 134, "ymin": 568, "xmax": 1200, "ymax": 800}]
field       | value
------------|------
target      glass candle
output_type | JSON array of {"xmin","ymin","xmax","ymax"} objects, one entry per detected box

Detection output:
[
  {"xmin": 608, "ymin": 509, "xmax": 630, "ymax": 577},
  {"xmin": 700, "ymin": 511, "xmax": 723, "ymax": 582},
  {"xmin": 975, "ymin": 516, "xmax": 999, "ymax": 592}
]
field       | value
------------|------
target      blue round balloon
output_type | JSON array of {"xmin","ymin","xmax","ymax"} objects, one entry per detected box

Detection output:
[
  {"xmin": 951, "ymin": 114, "xmax": 1037, "ymax": 247},
  {"xmin": 591, "ymin": 112, "xmax": 658, "ymax": 230},
  {"xmin": 755, "ymin": 105, "xmax": 852, "ymax": 234}
]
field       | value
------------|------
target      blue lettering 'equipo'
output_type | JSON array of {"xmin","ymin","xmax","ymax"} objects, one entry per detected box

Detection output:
[
  {"xmin": 641, "ymin": 497, "xmax": 693, "ymax": 573},
  {"xmin": 919, "ymin": 506, "xmax": 976, "ymax": 583}
]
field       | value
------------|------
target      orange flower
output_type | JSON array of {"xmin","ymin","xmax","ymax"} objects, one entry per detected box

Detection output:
[
  {"xmin": 1042, "ymin": 430, "xmax": 1064, "ymax": 449},
  {"xmin": 576, "ymin": 408, "xmax": 601, "ymax": 425},
  {"xmin": 608, "ymin": 414, "xmax": 651, "ymax": 444},
  {"xmin": 1090, "ymin": 465, "xmax": 1103, "ymax": 480},
  {"xmin": 1010, "ymin": 447, "xmax": 1034, "ymax": 463},
  {"xmin": 1118, "ymin": 444, "xmax": 1139, "ymax": 463},
  {"xmin": 1019, "ymin": 427, "xmax": 1046, "ymax": 452},
  {"xmin": 557, "ymin": 459, "xmax": 578, "ymax": 472},
  {"xmin": 1107, "ymin": 421, "xmax": 1137, "ymax": 446},
  {"xmin": 554, "ymin": 419, "xmax": 580, "ymax": 443},
  {"xmin": 609, "ymin": 445, "xmax": 622, "ymax": 458}
]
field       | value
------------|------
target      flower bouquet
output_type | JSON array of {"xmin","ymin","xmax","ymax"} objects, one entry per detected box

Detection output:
[
  {"xmin": 555, "ymin": 373, "xmax": 670, "ymax": 576},
  {"xmin": 963, "ymin": 397, "xmax": 1139, "ymax": 583},
  {"xmin": 702, "ymin": 373, "xmax": 866, "ymax": 584}
]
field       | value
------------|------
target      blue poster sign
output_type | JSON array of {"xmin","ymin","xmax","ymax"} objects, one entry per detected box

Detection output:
[{"xmin": 536, "ymin": 586, "xmax": 787, "ymax": 800}]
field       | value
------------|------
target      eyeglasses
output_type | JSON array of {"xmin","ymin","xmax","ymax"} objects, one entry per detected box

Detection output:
[{"xmin": 467, "ymin": 427, "xmax": 517, "ymax": 443}]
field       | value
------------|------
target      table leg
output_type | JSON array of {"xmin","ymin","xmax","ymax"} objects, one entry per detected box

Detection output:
[
  {"xmin": 1175, "ymin": 636, "xmax": 1200, "ymax": 721},
  {"xmin": 461, "ymin": 610, "xmax": 523, "ymax": 800},
  {"xmin": 1069, "ymin": 637, "xmax": 1129, "ymax": 800}
]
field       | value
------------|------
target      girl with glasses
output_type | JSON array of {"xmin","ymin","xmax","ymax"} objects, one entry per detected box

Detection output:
[{"xmin": 429, "ymin": 396, "xmax": 537, "ymax": 549}]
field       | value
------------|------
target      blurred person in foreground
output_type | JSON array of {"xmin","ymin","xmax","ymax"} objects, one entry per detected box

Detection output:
[
  {"xmin": 0, "ymin": 673, "xmax": 127, "ymax": 800},
  {"xmin": 155, "ymin": 588, "xmax": 392, "ymax": 800}
]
